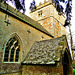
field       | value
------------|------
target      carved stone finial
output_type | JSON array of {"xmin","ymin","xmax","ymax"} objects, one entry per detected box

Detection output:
[
  {"xmin": 44, "ymin": 0, "xmax": 47, "ymax": 3},
  {"xmin": 35, "ymin": 4, "xmax": 37, "ymax": 7},
  {"xmin": 48, "ymin": 0, "xmax": 52, "ymax": 3},
  {"xmin": 39, "ymin": 2, "xmax": 42, "ymax": 6}
]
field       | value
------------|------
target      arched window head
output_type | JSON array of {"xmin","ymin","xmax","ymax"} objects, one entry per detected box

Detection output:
[{"xmin": 4, "ymin": 36, "xmax": 20, "ymax": 62}]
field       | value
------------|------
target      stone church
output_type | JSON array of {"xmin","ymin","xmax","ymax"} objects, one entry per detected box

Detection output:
[{"xmin": 0, "ymin": 0, "xmax": 73, "ymax": 75}]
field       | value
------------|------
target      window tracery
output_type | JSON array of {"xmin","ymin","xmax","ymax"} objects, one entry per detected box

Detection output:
[{"xmin": 4, "ymin": 36, "xmax": 20, "ymax": 62}]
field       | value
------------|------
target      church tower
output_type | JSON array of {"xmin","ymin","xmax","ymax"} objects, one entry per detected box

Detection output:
[{"xmin": 30, "ymin": 0, "xmax": 66, "ymax": 38}]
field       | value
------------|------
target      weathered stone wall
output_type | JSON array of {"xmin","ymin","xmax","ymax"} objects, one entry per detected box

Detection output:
[
  {"xmin": 22, "ymin": 35, "xmax": 73, "ymax": 75},
  {"xmin": 0, "ymin": 2, "xmax": 72, "ymax": 75},
  {"xmin": 30, "ymin": 4, "xmax": 65, "ymax": 25},
  {"xmin": 38, "ymin": 17, "xmax": 66, "ymax": 37},
  {"xmin": 0, "ymin": 63, "xmax": 21, "ymax": 74},
  {"xmin": 22, "ymin": 64, "xmax": 63, "ymax": 75},
  {"xmin": 0, "ymin": 9, "xmax": 52, "ymax": 63},
  {"xmin": 30, "ymin": 1, "xmax": 66, "ymax": 38},
  {"xmin": 0, "ymin": 3, "xmax": 53, "ymax": 74}
]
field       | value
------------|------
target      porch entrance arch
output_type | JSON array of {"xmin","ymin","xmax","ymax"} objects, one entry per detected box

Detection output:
[{"xmin": 63, "ymin": 50, "xmax": 72, "ymax": 75}]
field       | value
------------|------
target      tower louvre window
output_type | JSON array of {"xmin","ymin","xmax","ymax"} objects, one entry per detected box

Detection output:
[
  {"xmin": 38, "ymin": 10, "xmax": 42, "ymax": 17},
  {"xmin": 4, "ymin": 36, "xmax": 20, "ymax": 62}
]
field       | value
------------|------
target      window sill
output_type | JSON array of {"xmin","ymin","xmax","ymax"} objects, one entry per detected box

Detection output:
[{"xmin": 4, "ymin": 62, "xmax": 20, "ymax": 64}]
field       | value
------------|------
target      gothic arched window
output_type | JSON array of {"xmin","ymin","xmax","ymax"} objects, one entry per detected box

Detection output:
[{"xmin": 4, "ymin": 36, "xmax": 20, "ymax": 62}]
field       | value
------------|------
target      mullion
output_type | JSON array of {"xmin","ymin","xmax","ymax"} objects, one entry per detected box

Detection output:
[
  {"xmin": 10, "ymin": 47, "xmax": 15, "ymax": 62},
  {"xmin": 4, "ymin": 37, "xmax": 20, "ymax": 62},
  {"xmin": 15, "ymin": 49, "xmax": 19, "ymax": 62}
]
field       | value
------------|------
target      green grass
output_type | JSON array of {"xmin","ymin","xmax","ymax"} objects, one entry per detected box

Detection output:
[
  {"xmin": 72, "ymin": 65, "xmax": 75, "ymax": 67},
  {"xmin": 73, "ymin": 69, "xmax": 75, "ymax": 75},
  {"xmin": 72, "ymin": 65, "xmax": 75, "ymax": 75}
]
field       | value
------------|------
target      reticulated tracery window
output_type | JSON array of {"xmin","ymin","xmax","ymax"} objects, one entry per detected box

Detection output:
[{"xmin": 4, "ymin": 36, "xmax": 20, "ymax": 62}]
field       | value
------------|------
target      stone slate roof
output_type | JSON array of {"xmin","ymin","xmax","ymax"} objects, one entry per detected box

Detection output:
[
  {"xmin": 0, "ymin": 2, "xmax": 53, "ymax": 38},
  {"xmin": 23, "ymin": 36, "xmax": 66, "ymax": 64}
]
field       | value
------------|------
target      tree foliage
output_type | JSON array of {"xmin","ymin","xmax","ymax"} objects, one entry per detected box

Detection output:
[
  {"xmin": 0, "ymin": 0, "xmax": 26, "ymax": 14},
  {"xmin": 53, "ymin": 0, "xmax": 72, "ymax": 26},
  {"xmin": 30, "ymin": 0, "xmax": 36, "ymax": 11}
]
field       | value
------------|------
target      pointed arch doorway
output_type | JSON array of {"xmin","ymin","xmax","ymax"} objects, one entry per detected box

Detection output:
[{"xmin": 63, "ymin": 50, "xmax": 72, "ymax": 75}]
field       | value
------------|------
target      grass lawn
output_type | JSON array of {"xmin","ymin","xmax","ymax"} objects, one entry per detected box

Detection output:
[
  {"xmin": 72, "ymin": 65, "xmax": 75, "ymax": 75},
  {"xmin": 73, "ymin": 69, "xmax": 75, "ymax": 75}
]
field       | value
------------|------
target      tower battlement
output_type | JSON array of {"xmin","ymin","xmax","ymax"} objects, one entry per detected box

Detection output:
[
  {"xmin": 31, "ymin": 0, "xmax": 64, "ymax": 16},
  {"xmin": 31, "ymin": 0, "xmax": 56, "ymax": 12},
  {"xmin": 30, "ymin": 0, "xmax": 66, "ymax": 38},
  {"xmin": 37, "ymin": 0, "xmax": 53, "ymax": 9}
]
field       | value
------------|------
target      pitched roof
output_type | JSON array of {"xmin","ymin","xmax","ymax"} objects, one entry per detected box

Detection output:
[
  {"xmin": 0, "ymin": 2, "xmax": 53, "ymax": 38},
  {"xmin": 23, "ymin": 36, "xmax": 66, "ymax": 64}
]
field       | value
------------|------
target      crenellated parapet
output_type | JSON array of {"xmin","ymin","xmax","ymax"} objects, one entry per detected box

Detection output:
[
  {"xmin": 37, "ymin": 0, "xmax": 53, "ymax": 10},
  {"xmin": 30, "ymin": 0, "xmax": 55, "ymax": 12},
  {"xmin": 31, "ymin": 0, "xmax": 64, "ymax": 15}
]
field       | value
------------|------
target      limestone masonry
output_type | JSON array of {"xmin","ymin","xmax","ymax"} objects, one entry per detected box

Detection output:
[
  {"xmin": 30, "ymin": 0, "xmax": 66, "ymax": 38},
  {"xmin": 0, "ymin": 0, "xmax": 73, "ymax": 75}
]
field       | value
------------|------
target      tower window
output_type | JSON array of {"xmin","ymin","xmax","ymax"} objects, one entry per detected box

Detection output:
[
  {"xmin": 38, "ymin": 10, "xmax": 42, "ymax": 17},
  {"xmin": 4, "ymin": 36, "xmax": 20, "ymax": 62}
]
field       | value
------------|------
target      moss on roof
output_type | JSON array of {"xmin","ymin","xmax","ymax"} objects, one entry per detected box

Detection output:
[
  {"xmin": 22, "ymin": 35, "xmax": 70, "ymax": 64},
  {"xmin": 0, "ymin": 2, "xmax": 53, "ymax": 38}
]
